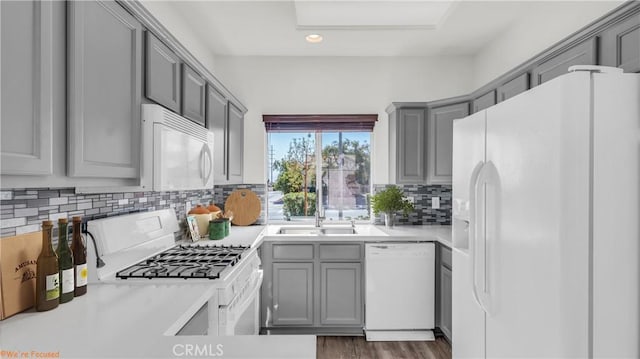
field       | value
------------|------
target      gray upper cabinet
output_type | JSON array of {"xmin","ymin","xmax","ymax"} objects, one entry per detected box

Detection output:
[
  {"xmin": 1, "ymin": 0, "xmax": 53, "ymax": 175},
  {"xmin": 67, "ymin": 0, "xmax": 143, "ymax": 179},
  {"xmin": 387, "ymin": 105, "xmax": 427, "ymax": 184},
  {"xmin": 145, "ymin": 31, "xmax": 181, "ymax": 113},
  {"xmin": 497, "ymin": 73, "xmax": 530, "ymax": 103},
  {"xmin": 472, "ymin": 90, "xmax": 496, "ymax": 113},
  {"xmin": 227, "ymin": 103, "xmax": 244, "ymax": 184},
  {"xmin": 532, "ymin": 37, "xmax": 598, "ymax": 86},
  {"xmin": 320, "ymin": 262, "xmax": 363, "ymax": 326},
  {"xmin": 207, "ymin": 85, "xmax": 228, "ymax": 183},
  {"xmin": 600, "ymin": 12, "xmax": 640, "ymax": 73},
  {"xmin": 272, "ymin": 262, "xmax": 314, "ymax": 326},
  {"xmin": 181, "ymin": 64, "xmax": 206, "ymax": 126},
  {"xmin": 207, "ymin": 86, "xmax": 244, "ymax": 184},
  {"xmin": 427, "ymin": 102, "xmax": 469, "ymax": 185}
]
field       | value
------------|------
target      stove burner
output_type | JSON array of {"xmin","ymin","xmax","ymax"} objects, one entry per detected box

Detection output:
[{"xmin": 116, "ymin": 245, "xmax": 249, "ymax": 280}]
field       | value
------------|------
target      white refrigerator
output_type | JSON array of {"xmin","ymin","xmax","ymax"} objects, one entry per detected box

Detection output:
[{"xmin": 452, "ymin": 66, "xmax": 639, "ymax": 358}]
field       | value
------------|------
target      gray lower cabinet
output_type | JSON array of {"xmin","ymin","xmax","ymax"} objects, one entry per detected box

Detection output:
[
  {"xmin": 261, "ymin": 242, "xmax": 364, "ymax": 333},
  {"xmin": 427, "ymin": 102, "xmax": 469, "ymax": 184},
  {"xmin": 145, "ymin": 31, "xmax": 181, "ymax": 113},
  {"xmin": 497, "ymin": 73, "xmax": 530, "ymax": 103},
  {"xmin": 472, "ymin": 90, "xmax": 496, "ymax": 113},
  {"xmin": 67, "ymin": 0, "xmax": 143, "ymax": 179},
  {"xmin": 320, "ymin": 262, "xmax": 362, "ymax": 326},
  {"xmin": 600, "ymin": 12, "xmax": 640, "ymax": 73},
  {"xmin": 227, "ymin": 103, "xmax": 244, "ymax": 183},
  {"xmin": 387, "ymin": 104, "xmax": 427, "ymax": 184},
  {"xmin": 272, "ymin": 262, "xmax": 314, "ymax": 326},
  {"xmin": 181, "ymin": 64, "xmax": 206, "ymax": 125},
  {"xmin": 1, "ymin": 0, "xmax": 54, "ymax": 175},
  {"xmin": 436, "ymin": 244, "xmax": 452, "ymax": 342},
  {"xmin": 532, "ymin": 37, "xmax": 598, "ymax": 86}
]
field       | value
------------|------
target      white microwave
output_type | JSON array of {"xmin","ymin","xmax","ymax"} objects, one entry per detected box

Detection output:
[{"xmin": 142, "ymin": 104, "xmax": 214, "ymax": 191}]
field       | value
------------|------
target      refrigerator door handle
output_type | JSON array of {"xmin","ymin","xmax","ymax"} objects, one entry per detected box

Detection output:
[
  {"xmin": 469, "ymin": 161, "xmax": 488, "ymax": 314},
  {"xmin": 474, "ymin": 161, "xmax": 499, "ymax": 316}
]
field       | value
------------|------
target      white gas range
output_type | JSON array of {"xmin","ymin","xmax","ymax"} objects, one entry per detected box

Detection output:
[{"xmin": 85, "ymin": 208, "xmax": 263, "ymax": 336}]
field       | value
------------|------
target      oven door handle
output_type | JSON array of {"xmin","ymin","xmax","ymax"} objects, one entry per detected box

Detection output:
[{"xmin": 220, "ymin": 270, "xmax": 263, "ymax": 322}]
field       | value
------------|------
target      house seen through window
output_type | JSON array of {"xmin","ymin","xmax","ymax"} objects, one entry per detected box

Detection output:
[{"xmin": 267, "ymin": 131, "xmax": 372, "ymax": 223}]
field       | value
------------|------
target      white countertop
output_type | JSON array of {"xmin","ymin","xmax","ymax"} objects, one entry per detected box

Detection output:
[
  {"xmin": 187, "ymin": 224, "xmax": 266, "ymax": 248},
  {"xmin": 261, "ymin": 224, "xmax": 452, "ymax": 248},
  {"xmin": 2, "ymin": 225, "xmax": 311, "ymax": 359},
  {"xmin": 0, "ymin": 282, "xmax": 315, "ymax": 359}
]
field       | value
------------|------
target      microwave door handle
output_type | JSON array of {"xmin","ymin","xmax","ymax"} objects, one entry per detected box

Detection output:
[{"xmin": 201, "ymin": 143, "xmax": 213, "ymax": 186}]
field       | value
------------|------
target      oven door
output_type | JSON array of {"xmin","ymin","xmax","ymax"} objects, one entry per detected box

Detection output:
[{"xmin": 218, "ymin": 269, "xmax": 263, "ymax": 335}]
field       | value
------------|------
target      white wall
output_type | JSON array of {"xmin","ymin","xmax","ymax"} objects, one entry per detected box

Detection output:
[
  {"xmin": 214, "ymin": 56, "xmax": 474, "ymax": 184},
  {"xmin": 472, "ymin": 1, "xmax": 624, "ymax": 89},
  {"xmin": 140, "ymin": 0, "xmax": 217, "ymax": 74}
]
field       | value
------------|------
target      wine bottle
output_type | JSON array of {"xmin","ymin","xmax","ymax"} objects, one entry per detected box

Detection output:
[
  {"xmin": 71, "ymin": 216, "xmax": 87, "ymax": 296},
  {"xmin": 56, "ymin": 218, "xmax": 74, "ymax": 303},
  {"xmin": 36, "ymin": 221, "xmax": 59, "ymax": 311}
]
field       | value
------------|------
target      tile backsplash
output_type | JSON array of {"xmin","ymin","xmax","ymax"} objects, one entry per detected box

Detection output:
[
  {"xmin": 372, "ymin": 184, "xmax": 451, "ymax": 225},
  {"xmin": 0, "ymin": 184, "xmax": 266, "ymax": 238}
]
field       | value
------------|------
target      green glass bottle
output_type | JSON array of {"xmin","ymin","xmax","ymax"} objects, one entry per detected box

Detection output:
[
  {"xmin": 36, "ymin": 220, "xmax": 59, "ymax": 311},
  {"xmin": 56, "ymin": 218, "xmax": 74, "ymax": 303},
  {"xmin": 71, "ymin": 216, "xmax": 87, "ymax": 296}
]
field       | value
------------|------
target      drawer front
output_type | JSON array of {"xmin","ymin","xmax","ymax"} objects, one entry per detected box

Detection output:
[
  {"xmin": 319, "ymin": 244, "xmax": 362, "ymax": 260},
  {"xmin": 272, "ymin": 244, "xmax": 314, "ymax": 260},
  {"xmin": 440, "ymin": 244, "xmax": 452, "ymax": 270}
]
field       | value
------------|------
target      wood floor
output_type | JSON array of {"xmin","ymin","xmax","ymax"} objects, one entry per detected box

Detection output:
[{"xmin": 316, "ymin": 336, "xmax": 452, "ymax": 359}]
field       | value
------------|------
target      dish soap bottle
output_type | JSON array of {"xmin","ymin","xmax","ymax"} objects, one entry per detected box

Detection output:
[
  {"xmin": 71, "ymin": 216, "xmax": 87, "ymax": 296},
  {"xmin": 56, "ymin": 218, "xmax": 74, "ymax": 303},
  {"xmin": 36, "ymin": 220, "xmax": 59, "ymax": 311}
]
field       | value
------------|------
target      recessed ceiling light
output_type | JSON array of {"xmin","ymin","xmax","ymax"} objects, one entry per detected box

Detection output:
[{"xmin": 305, "ymin": 34, "xmax": 323, "ymax": 43}]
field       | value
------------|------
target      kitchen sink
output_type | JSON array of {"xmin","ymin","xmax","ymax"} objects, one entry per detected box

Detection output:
[{"xmin": 277, "ymin": 226, "xmax": 357, "ymax": 235}]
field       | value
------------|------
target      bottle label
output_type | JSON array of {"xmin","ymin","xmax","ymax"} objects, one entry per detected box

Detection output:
[
  {"xmin": 76, "ymin": 263, "xmax": 88, "ymax": 287},
  {"xmin": 61, "ymin": 268, "xmax": 74, "ymax": 294},
  {"xmin": 46, "ymin": 274, "xmax": 59, "ymax": 301}
]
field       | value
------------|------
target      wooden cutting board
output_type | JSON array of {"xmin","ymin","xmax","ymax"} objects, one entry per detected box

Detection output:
[{"xmin": 224, "ymin": 189, "xmax": 261, "ymax": 226}]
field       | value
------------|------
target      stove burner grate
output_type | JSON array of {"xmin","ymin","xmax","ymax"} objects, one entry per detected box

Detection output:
[{"xmin": 116, "ymin": 245, "xmax": 249, "ymax": 280}]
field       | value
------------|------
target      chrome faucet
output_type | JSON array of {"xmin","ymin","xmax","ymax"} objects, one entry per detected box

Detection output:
[{"xmin": 315, "ymin": 207, "xmax": 324, "ymax": 227}]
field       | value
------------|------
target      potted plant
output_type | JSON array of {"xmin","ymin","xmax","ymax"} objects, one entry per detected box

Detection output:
[{"xmin": 370, "ymin": 186, "xmax": 414, "ymax": 227}]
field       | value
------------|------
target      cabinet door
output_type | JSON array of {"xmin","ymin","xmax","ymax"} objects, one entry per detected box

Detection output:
[
  {"xmin": 320, "ymin": 262, "xmax": 362, "ymax": 326},
  {"xmin": 272, "ymin": 262, "xmax": 314, "ymax": 326},
  {"xmin": 396, "ymin": 109, "xmax": 426, "ymax": 183},
  {"xmin": 207, "ymin": 85, "xmax": 228, "ymax": 183},
  {"xmin": 227, "ymin": 103, "xmax": 244, "ymax": 184},
  {"xmin": 497, "ymin": 73, "xmax": 530, "ymax": 103},
  {"xmin": 1, "ymin": 0, "xmax": 53, "ymax": 175},
  {"xmin": 145, "ymin": 31, "xmax": 181, "ymax": 113},
  {"xmin": 440, "ymin": 265, "xmax": 452, "ymax": 341},
  {"xmin": 472, "ymin": 90, "xmax": 496, "ymax": 113},
  {"xmin": 532, "ymin": 37, "xmax": 597, "ymax": 86},
  {"xmin": 600, "ymin": 12, "xmax": 640, "ymax": 73},
  {"xmin": 427, "ymin": 102, "xmax": 469, "ymax": 184},
  {"xmin": 181, "ymin": 64, "xmax": 206, "ymax": 126},
  {"xmin": 67, "ymin": 0, "xmax": 142, "ymax": 178}
]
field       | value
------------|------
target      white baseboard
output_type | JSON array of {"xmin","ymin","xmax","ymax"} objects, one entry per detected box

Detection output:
[{"xmin": 364, "ymin": 330, "xmax": 435, "ymax": 342}]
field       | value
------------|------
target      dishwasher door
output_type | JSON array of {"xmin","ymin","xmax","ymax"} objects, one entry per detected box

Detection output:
[{"xmin": 365, "ymin": 242, "xmax": 435, "ymax": 338}]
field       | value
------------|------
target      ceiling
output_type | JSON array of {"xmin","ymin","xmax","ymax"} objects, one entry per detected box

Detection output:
[{"xmin": 155, "ymin": 1, "xmax": 616, "ymax": 57}]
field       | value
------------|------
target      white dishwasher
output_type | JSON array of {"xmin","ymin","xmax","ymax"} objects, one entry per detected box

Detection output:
[{"xmin": 365, "ymin": 242, "xmax": 435, "ymax": 341}]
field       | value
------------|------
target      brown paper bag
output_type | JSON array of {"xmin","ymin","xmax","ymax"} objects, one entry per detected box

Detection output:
[{"xmin": 1, "ymin": 231, "xmax": 42, "ymax": 320}]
